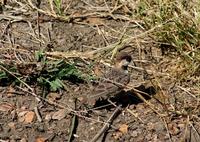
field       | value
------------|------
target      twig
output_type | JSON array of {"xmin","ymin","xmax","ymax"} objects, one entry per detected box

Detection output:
[
  {"xmin": 162, "ymin": 117, "xmax": 173, "ymax": 142},
  {"xmin": 0, "ymin": 14, "xmax": 24, "ymax": 21},
  {"xmin": 0, "ymin": 140, "xmax": 9, "ymax": 142},
  {"xmin": 111, "ymin": 22, "xmax": 130, "ymax": 59},
  {"xmin": 68, "ymin": 99, "xmax": 78, "ymax": 142},
  {"xmin": 27, "ymin": 0, "xmax": 69, "ymax": 20},
  {"xmin": 0, "ymin": 63, "xmax": 41, "ymax": 101},
  {"xmin": 128, "ymin": 65, "xmax": 169, "ymax": 76},
  {"xmin": 181, "ymin": 116, "xmax": 190, "ymax": 142},
  {"xmin": 68, "ymin": 115, "xmax": 77, "ymax": 142},
  {"xmin": 126, "ymin": 108, "xmax": 144, "ymax": 123},
  {"xmin": 108, "ymin": 99, "xmax": 144, "ymax": 123},
  {"xmin": 16, "ymin": 86, "xmax": 117, "ymax": 129},
  {"xmin": 34, "ymin": 106, "xmax": 42, "ymax": 122},
  {"xmin": 177, "ymin": 86, "xmax": 197, "ymax": 99},
  {"xmin": 0, "ymin": 20, "xmax": 11, "ymax": 39},
  {"xmin": 48, "ymin": 0, "xmax": 56, "ymax": 15},
  {"xmin": 90, "ymin": 105, "xmax": 122, "ymax": 142}
]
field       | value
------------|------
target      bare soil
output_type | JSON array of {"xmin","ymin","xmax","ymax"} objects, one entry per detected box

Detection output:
[{"xmin": 0, "ymin": 1, "xmax": 200, "ymax": 142}]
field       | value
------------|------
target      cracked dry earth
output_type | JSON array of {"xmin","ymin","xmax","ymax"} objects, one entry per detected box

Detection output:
[{"xmin": 0, "ymin": 0, "xmax": 200, "ymax": 142}]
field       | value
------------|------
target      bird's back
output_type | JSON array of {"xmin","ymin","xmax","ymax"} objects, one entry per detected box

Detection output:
[
  {"xmin": 103, "ymin": 67, "xmax": 130, "ymax": 85},
  {"xmin": 84, "ymin": 67, "xmax": 130, "ymax": 106}
]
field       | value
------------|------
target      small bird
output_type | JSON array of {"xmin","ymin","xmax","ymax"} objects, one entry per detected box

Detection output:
[{"xmin": 84, "ymin": 52, "xmax": 132, "ymax": 106}]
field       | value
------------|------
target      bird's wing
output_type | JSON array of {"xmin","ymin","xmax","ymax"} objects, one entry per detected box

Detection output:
[
  {"xmin": 84, "ymin": 68, "xmax": 130, "ymax": 106},
  {"xmin": 90, "ymin": 83, "xmax": 120, "ymax": 98},
  {"xmin": 104, "ymin": 68, "xmax": 130, "ymax": 85},
  {"xmin": 86, "ymin": 83, "xmax": 121, "ymax": 105}
]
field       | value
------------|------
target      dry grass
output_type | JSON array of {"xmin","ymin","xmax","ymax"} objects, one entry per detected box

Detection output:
[{"xmin": 1, "ymin": 0, "xmax": 200, "ymax": 141}]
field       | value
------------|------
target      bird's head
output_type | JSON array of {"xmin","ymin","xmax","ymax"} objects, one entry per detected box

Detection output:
[{"xmin": 115, "ymin": 52, "xmax": 132, "ymax": 71}]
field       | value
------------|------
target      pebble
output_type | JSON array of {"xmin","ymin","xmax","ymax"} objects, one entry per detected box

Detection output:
[{"xmin": 154, "ymin": 122, "xmax": 165, "ymax": 133}]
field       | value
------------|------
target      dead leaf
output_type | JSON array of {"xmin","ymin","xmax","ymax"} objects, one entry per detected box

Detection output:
[
  {"xmin": 24, "ymin": 111, "xmax": 35, "ymax": 123},
  {"xmin": 18, "ymin": 111, "xmax": 35, "ymax": 123},
  {"xmin": 72, "ymin": 11, "xmax": 82, "ymax": 17},
  {"xmin": 85, "ymin": 17, "xmax": 104, "ymax": 25},
  {"xmin": 52, "ymin": 109, "xmax": 68, "ymax": 120},
  {"xmin": 0, "ymin": 102, "xmax": 14, "ymax": 112},
  {"xmin": 17, "ymin": 63, "xmax": 37, "ymax": 75},
  {"xmin": 119, "ymin": 124, "xmax": 128, "ymax": 134},
  {"xmin": 47, "ymin": 92, "xmax": 61, "ymax": 102},
  {"xmin": 35, "ymin": 137, "xmax": 46, "ymax": 142},
  {"xmin": 7, "ymin": 122, "xmax": 15, "ymax": 129},
  {"xmin": 113, "ymin": 132, "xmax": 122, "ymax": 140},
  {"xmin": 18, "ymin": 111, "xmax": 27, "ymax": 123},
  {"xmin": 94, "ymin": 65, "xmax": 103, "ymax": 77},
  {"xmin": 7, "ymin": 86, "xmax": 16, "ymax": 97},
  {"xmin": 168, "ymin": 123, "xmax": 180, "ymax": 135}
]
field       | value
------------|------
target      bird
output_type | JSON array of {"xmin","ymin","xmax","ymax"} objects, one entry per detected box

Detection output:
[{"xmin": 82, "ymin": 51, "xmax": 132, "ymax": 107}]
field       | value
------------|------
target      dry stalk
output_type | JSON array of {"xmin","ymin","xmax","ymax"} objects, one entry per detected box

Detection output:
[{"xmin": 90, "ymin": 104, "xmax": 122, "ymax": 142}]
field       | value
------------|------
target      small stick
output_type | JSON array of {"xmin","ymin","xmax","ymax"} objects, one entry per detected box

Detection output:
[
  {"xmin": 68, "ymin": 115, "xmax": 77, "ymax": 142},
  {"xmin": 128, "ymin": 65, "xmax": 169, "ymax": 76},
  {"xmin": 34, "ymin": 106, "xmax": 42, "ymax": 122},
  {"xmin": 90, "ymin": 105, "xmax": 122, "ymax": 142},
  {"xmin": 0, "ymin": 64, "xmax": 41, "ymax": 101},
  {"xmin": 108, "ymin": 99, "xmax": 144, "ymax": 123},
  {"xmin": 68, "ymin": 99, "xmax": 78, "ymax": 142},
  {"xmin": 126, "ymin": 108, "xmax": 144, "ymax": 123},
  {"xmin": 177, "ymin": 86, "xmax": 197, "ymax": 99},
  {"xmin": 0, "ymin": 63, "xmax": 119, "ymax": 128},
  {"xmin": 181, "ymin": 116, "xmax": 190, "ymax": 142},
  {"xmin": 17, "ymin": 86, "xmax": 117, "ymax": 128},
  {"xmin": 162, "ymin": 117, "xmax": 173, "ymax": 142},
  {"xmin": 0, "ymin": 20, "xmax": 11, "ymax": 39}
]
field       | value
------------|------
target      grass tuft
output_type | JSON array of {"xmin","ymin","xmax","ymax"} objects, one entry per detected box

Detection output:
[{"xmin": 134, "ymin": 0, "xmax": 200, "ymax": 77}]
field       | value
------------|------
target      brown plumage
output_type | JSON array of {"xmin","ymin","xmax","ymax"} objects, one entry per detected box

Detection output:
[{"xmin": 84, "ymin": 52, "xmax": 132, "ymax": 106}]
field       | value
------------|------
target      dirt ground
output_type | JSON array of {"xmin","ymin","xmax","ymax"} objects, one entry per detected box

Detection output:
[{"xmin": 0, "ymin": 0, "xmax": 200, "ymax": 142}]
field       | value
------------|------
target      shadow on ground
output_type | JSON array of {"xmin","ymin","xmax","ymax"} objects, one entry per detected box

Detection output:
[{"xmin": 93, "ymin": 85, "xmax": 156, "ymax": 110}]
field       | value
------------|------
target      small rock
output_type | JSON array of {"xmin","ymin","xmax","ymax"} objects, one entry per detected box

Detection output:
[
  {"xmin": 37, "ymin": 124, "xmax": 45, "ymax": 132},
  {"xmin": 145, "ymin": 133, "xmax": 152, "ymax": 141},
  {"xmin": 168, "ymin": 123, "xmax": 180, "ymax": 135},
  {"xmin": 18, "ymin": 111, "xmax": 35, "ymax": 123},
  {"xmin": 131, "ymin": 131, "xmax": 138, "ymax": 137},
  {"xmin": 10, "ymin": 139, "xmax": 15, "ymax": 142},
  {"xmin": 7, "ymin": 122, "xmax": 15, "ymax": 129},
  {"xmin": 152, "ymin": 134, "xmax": 158, "ymax": 141},
  {"xmin": 45, "ymin": 113, "xmax": 52, "ymax": 121},
  {"xmin": 147, "ymin": 122, "xmax": 154, "ymax": 130},
  {"xmin": 177, "ymin": 123, "xmax": 185, "ymax": 129},
  {"xmin": 154, "ymin": 122, "xmax": 165, "ymax": 133},
  {"xmin": 20, "ymin": 138, "xmax": 27, "ymax": 142},
  {"xmin": 129, "ymin": 105, "xmax": 136, "ymax": 110},
  {"xmin": 24, "ymin": 111, "xmax": 35, "ymax": 123},
  {"xmin": 119, "ymin": 124, "xmax": 128, "ymax": 134}
]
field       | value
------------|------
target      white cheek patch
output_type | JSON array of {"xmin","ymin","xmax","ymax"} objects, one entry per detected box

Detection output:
[
  {"xmin": 124, "ymin": 70, "xmax": 128, "ymax": 74},
  {"xmin": 121, "ymin": 60, "xmax": 130, "ymax": 66}
]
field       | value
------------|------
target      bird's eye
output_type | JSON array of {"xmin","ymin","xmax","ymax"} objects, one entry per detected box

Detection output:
[{"xmin": 125, "ymin": 56, "xmax": 132, "ymax": 62}]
